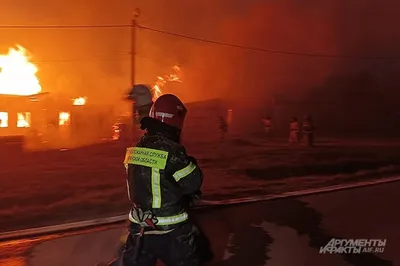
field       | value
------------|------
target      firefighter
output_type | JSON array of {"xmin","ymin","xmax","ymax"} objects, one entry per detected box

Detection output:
[
  {"xmin": 226, "ymin": 109, "xmax": 233, "ymax": 126},
  {"xmin": 262, "ymin": 116, "xmax": 272, "ymax": 139},
  {"xmin": 218, "ymin": 116, "xmax": 228, "ymax": 140},
  {"xmin": 289, "ymin": 117, "xmax": 299, "ymax": 144},
  {"xmin": 302, "ymin": 115, "xmax": 314, "ymax": 147},
  {"xmin": 122, "ymin": 94, "xmax": 204, "ymax": 266},
  {"xmin": 128, "ymin": 84, "xmax": 154, "ymax": 126}
]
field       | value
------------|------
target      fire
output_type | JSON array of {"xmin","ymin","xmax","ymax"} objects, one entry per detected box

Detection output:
[
  {"xmin": 152, "ymin": 65, "xmax": 182, "ymax": 101},
  {"xmin": 17, "ymin": 112, "xmax": 31, "ymax": 128},
  {"xmin": 112, "ymin": 123, "xmax": 121, "ymax": 140},
  {"xmin": 0, "ymin": 45, "xmax": 42, "ymax": 96},
  {"xmin": 73, "ymin": 97, "xmax": 86, "ymax": 106},
  {"xmin": 0, "ymin": 258, "xmax": 26, "ymax": 266},
  {"xmin": 59, "ymin": 112, "xmax": 70, "ymax": 126},
  {"xmin": 0, "ymin": 112, "xmax": 8, "ymax": 127}
]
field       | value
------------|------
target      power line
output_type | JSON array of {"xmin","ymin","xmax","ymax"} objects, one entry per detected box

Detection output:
[
  {"xmin": 32, "ymin": 58, "xmax": 131, "ymax": 63},
  {"xmin": 22, "ymin": 52, "xmax": 130, "ymax": 63},
  {"xmin": 26, "ymin": 53, "xmax": 166, "ymax": 64},
  {"xmin": 2, "ymin": 22, "xmax": 398, "ymax": 60},
  {"xmin": 0, "ymin": 24, "xmax": 131, "ymax": 29},
  {"xmin": 137, "ymin": 24, "xmax": 400, "ymax": 60}
]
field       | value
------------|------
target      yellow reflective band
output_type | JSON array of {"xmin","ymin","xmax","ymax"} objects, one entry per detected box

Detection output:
[
  {"xmin": 173, "ymin": 162, "xmax": 197, "ymax": 182},
  {"xmin": 129, "ymin": 212, "xmax": 189, "ymax": 226},
  {"xmin": 124, "ymin": 164, "xmax": 128, "ymax": 174},
  {"xmin": 151, "ymin": 168, "xmax": 161, "ymax": 208},
  {"xmin": 124, "ymin": 147, "xmax": 168, "ymax": 170},
  {"xmin": 126, "ymin": 179, "xmax": 131, "ymax": 201}
]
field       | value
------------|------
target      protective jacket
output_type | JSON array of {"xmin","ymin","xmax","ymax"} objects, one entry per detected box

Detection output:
[
  {"xmin": 290, "ymin": 121, "xmax": 299, "ymax": 131},
  {"xmin": 262, "ymin": 118, "xmax": 272, "ymax": 128},
  {"xmin": 302, "ymin": 121, "xmax": 314, "ymax": 133},
  {"xmin": 124, "ymin": 117, "xmax": 203, "ymax": 231}
]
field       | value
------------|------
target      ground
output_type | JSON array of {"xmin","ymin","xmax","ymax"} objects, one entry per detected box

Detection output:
[
  {"xmin": 1, "ymin": 137, "xmax": 400, "ymax": 233},
  {"xmin": 3, "ymin": 181, "xmax": 399, "ymax": 265}
]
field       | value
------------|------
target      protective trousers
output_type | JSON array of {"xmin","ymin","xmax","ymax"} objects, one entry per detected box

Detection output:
[
  {"xmin": 289, "ymin": 130, "xmax": 299, "ymax": 144},
  {"xmin": 122, "ymin": 223, "xmax": 200, "ymax": 266},
  {"xmin": 304, "ymin": 132, "xmax": 314, "ymax": 147},
  {"xmin": 264, "ymin": 126, "xmax": 271, "ymax": 137}
]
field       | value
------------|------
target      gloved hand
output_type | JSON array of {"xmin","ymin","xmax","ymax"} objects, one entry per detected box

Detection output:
[{"xmin": 130, "ymin": 207, "xmax": 158, "ymax": 228}]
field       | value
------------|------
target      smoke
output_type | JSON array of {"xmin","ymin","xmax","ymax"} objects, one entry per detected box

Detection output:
[
  {"xmin": 189, "ymin": 1, "xmax": 339, "ymax": 104},
  {"xmin": 134, "ymin": 0, "xmax": 400, "ymax": 104},
  {"xmin": 132, "ymin": 0, "xmax": 340, "ymax": 103},
  {"xmin": 2, "ymin": 0, "xmax": 400, "ymax": 107}
]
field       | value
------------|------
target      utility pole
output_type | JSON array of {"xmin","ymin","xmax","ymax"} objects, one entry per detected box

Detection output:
[
  {"xmin": 131, "ymin": 8, "xmax": 140, "ymax": 87},
  {"xmin": 130, "ymin": 8, "xmax": 141, "ymax": 134}
]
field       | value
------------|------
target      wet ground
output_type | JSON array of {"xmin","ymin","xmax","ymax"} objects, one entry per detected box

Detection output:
[{"xmin": 1, "ymin": 180, "xmax": 399, "ymax": 266}]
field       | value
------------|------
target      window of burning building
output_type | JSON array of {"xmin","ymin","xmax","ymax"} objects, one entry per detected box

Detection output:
[
  {"xmin": 17, "ymin": 112, "xmax": 31, "ymax": 128},
  {"xmin": 0, "ymin": 112, "xmax": 8, "ymax": 127},
  {"xmin": 59, "ymin": 112, "xmax": 70, "ymax": 126}
]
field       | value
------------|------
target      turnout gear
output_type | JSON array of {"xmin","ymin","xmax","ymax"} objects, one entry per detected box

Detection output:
[
  {"xmin": 226, "ymin": 109, "xmax": 233, "ymax": 126},
  {"xmin": 182, "ymin": 189, "xmax": 202, "ymax": 209},
  {"xmin": 129, "ymin": 206, "xmax": 158, "ymax": 229},
  {"xmin": 302, "ymin": 115, "xmax": 314, "ymax": 133},
  {"xmin": 262, "ymin": 116, "xmax": 272, "ymax": 138},
  {"xmin": 289, "ymin": 117, "xmax": 299, "ymax": 144},
  {"xmin": 218, "ymin": 116, "xmax": 228, "ymax": 140},
  {"xmin": 123, "ymin": 119, "xmax": 202, "ymax": 230},
  {"xmin": 129, "ymin": 206, "xmax": 158, "ymax": 263},
  {"xmin": 302, "ymin": 115, "xmax": 314, "ymax": 147},
  {"xmin": 123, "ymin": 223, "xmax": 201, "ymax": 266},
  {"xmin": 122, "ymin": 95, "xmax": 204, "ymax": 265}
]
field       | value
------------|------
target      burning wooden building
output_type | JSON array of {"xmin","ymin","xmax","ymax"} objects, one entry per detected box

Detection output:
[
  {"xmin": 0, "ymin": 45, "xmax": 118, "ymax": 149},
  {"xmin": 0, "ymin": 93, "xmax": 116, "ymax": 149},
  {"xmin": 0, "ymin": 93, "xmax": 45, "ymax": 136}
]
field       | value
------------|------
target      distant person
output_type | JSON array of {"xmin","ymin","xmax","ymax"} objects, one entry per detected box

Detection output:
[
  {"xmin": 226, "ymin": 109, "xmax": 233, "ymax": 127},
  {"xmin": 289, "ymin": 117, "xmax": 299, "ymax": 145},
  {"xmin": 122, "ymin": 94, "xmax": 204, "ymax": 266},
  {"xmin": 302, "ymin": 115, "xmax": 315, "ymax": 147},
  {"xmin": 219, "ymin": 116, "xmax": 228, "ymax": 140},
  {"xmin": 218, "ymin": 109, "xmax": 233, "ymax": 141},
  {"xmin": 262, "ymin": 116, "xmax": 272, "ymax": 139},
  {"xmin": 128, "ymin": 84, "xmax": 153, "ymax": 126}
]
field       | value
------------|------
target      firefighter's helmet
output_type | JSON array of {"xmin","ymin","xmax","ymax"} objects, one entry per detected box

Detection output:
[
  {"xmin": 128, "ymin": 84, "xmax": 153, "ymax": 107},
  {"xmin": 149, "ymin": 94, "xmax": 187, "ymax": 130}
]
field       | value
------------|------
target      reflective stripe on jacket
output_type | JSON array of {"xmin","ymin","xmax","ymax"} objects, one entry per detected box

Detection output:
[{"xmin": 124, "ymin": 133, "xmax": 203, "ymax": 230}]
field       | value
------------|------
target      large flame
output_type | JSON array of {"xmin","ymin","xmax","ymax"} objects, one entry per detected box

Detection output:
[
  {"xmin": 0, "ymin": 112, "xmax": 8, "ymax": 127},
  {"xmin": 73, "ymin": 97, "xmax": 86, "ymax": 106},
  {"xmin": 59, "ymin": 112, "xmax": 70, "ymax": 126},
  {"xmin": 0, "ymin": 45, "xmax": 42, "ymax": 96},
  {"xmin": 152, "ymin": 65, "xmax": 182, "ymax": 101}
]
